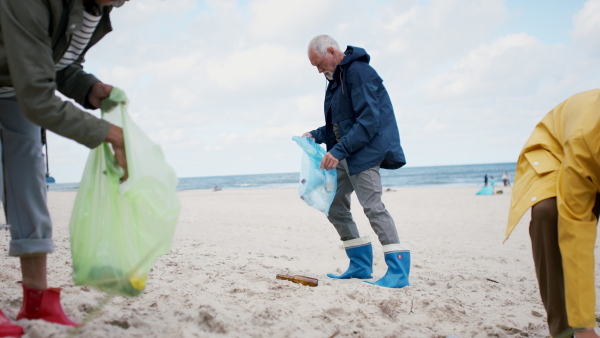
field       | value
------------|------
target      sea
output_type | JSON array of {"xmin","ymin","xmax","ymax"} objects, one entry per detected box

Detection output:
[{"xmin": 48, "ymin": 162, "xmax": 517, "ymax": 192}]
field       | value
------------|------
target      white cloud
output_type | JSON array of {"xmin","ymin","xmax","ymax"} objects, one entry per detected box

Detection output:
[
  {"xmin": 572, "ymin": 0, "xmax": 600, "ymax": 54},
  {"xmin": 220, "ymin": 132, "xmax": 240, "ymax": 145},
  {"xmin": 423, "ymin": 119, "xmax": 447, "ymax": 133},
  {"xmin": 371, "ymin": 0, "xmax": 509, "ymax": 84},
  {"xmin": 386, "ymin": 6, "xmax": 418, "ymax": 32},
  {"xmin": 247, "ymin": 0, "xmax": 334, "ymax": 42},
  {"xmin": 422, "ymin": 33, "xmax": 567, "ymax": 100},
  {"xmin": 204, "ymin": 44, "xmax": 298, "ymax": 92},
  {"xmin": 296, "ymin": 95, "xmax": 323, "ymax": 123}
]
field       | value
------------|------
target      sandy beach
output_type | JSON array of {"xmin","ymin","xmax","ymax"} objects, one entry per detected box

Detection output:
[{"xmin": 1, "ymin": 186, "xmax": 599, "ymax": 337}]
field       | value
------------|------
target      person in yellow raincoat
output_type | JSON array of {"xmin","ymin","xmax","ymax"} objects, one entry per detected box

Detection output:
[{"xmin": 506, "ymin": 89, "xmax": 600, "ymax": 338}]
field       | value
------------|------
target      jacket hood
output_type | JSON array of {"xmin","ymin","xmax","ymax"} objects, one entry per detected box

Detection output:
[{"xmin": 340, "ymin": 46, "xmax": 370, "ymax": 66}]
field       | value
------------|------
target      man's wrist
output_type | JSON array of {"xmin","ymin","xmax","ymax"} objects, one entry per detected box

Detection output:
[{"xmin": 83, "ymin": 80, "xmax": 101, "ymax": 109}]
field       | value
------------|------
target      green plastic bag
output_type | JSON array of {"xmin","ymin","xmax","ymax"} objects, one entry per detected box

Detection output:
[{"xmin": 69, "ymin": 88, "xmax": 180, "ymax": 297}]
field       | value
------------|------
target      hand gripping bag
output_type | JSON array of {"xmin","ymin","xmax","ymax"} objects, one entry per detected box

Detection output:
[
  {"xmin": 292, "ymin": 136, "xmax": 337, "ymax": 216},
  {"xmin": 69, "ymin": 88, "xmax": 180, "ymax": 297}
]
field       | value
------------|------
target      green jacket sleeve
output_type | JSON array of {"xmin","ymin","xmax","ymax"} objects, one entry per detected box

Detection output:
[
  {"xmin": 56, "ymin": 60, "xmax": 101, "ymax": 110},
  {"xmin": 0, "ymin": 0, "xmax": 109, "ymax": 149}
]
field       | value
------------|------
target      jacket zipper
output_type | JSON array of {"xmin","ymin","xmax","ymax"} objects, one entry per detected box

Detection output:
[{"xmin": 339, "ymin": 67, "xmax": 344, "ymax": 95}]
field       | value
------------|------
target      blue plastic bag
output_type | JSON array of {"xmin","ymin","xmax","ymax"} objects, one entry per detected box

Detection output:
[{"xmin": 292, "ymin": 136, "xmax": 337, "ymax": 216}]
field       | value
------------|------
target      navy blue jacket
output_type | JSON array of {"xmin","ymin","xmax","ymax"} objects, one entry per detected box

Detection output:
[{"xmin": 310, "ymin": 46, "xmax": 406, "ymax": 175}]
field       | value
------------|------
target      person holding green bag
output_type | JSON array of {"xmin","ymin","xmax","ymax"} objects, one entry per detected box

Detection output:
[{"xmin": 0, "ymin": 0, "xmax": 130, "ymax": 334}]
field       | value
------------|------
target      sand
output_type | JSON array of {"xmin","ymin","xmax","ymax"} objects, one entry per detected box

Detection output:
[{"xmin": 1, "ymin": 186, "xmax": 599, "ymax": 338}]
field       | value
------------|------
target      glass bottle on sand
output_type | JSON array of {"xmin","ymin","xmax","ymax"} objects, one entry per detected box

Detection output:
[{"xmin": 276, "ymin": 274, "xmax": 318, "ymax": 287}]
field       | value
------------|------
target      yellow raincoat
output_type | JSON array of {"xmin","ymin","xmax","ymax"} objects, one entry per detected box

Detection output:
[{"xmin": 506, "ymin": 89, "xmax": 600, "ymax": 330}]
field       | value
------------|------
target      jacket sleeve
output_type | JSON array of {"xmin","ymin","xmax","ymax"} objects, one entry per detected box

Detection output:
[
  {"xmin": 310, "ymin": 125, "xmax": 327, "ymax": 144},
  {"xmin": 555, "ymin": 134, "xmax": 598, "ymax": 329},
  {"xmin": 0, "ymin": 0, "xmax": 110, "ymax": 149},
  {"xmin": 329, "ymin": 65, "xmax": 381, "ymax": 161},
  {"xmin": 56, "ymin": 61, "xmax": 100, "ymax": 110}
]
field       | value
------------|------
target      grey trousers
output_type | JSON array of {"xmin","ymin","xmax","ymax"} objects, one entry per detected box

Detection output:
[
  {"xmin": 0, "ymin": 97, "xmax": 54, "ymax": 256},
  {"xmin": 327, "ymin": 159, "xmax": 400, "ymax": 245}
]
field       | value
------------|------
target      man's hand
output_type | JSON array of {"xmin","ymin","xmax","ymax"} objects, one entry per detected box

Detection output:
[
  {"xmin": 301, "ymin": 132, "xmax": 314, "ymax": 140},
  {"xmin": 320, "ymin": 152, "xmax": 339, "ymax": 171},
  {"xmin": 88, "ymin": 81, "xmax": 113, "ymax": 109},
  {"xmin": 105, "ymin": 124, "xmax": 128, "ymax": 182}
]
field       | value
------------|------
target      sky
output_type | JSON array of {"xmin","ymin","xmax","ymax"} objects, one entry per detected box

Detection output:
[{"xmin": 46, "ymin": 0, "xmax": 600, "ymax": 183}]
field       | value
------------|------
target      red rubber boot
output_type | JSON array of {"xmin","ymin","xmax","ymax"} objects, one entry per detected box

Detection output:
[
  {"xmin": 16, "ymin": 283, "xmax": 78, "ymax": 327},
  {"xmin": 0, "ymin": 310, "xmax": 23, "ymax": 338}
]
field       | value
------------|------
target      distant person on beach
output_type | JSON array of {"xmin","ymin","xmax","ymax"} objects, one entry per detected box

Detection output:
[
  {"xmin": 484, "ymin": 174, "xmax": 488, "ymax": 186},
  {"xmin": 0, "ymin": 0, "xmax": 130, "ymax": 334},
  {"xmin": 301, "ymin": 35, "xmax": 409, "ymax": 289},
  {"xmin": 501, "ymin": 171, "xmax": 511, "ymax": 187},
  {"xmin": 506, "ymin": 89, "xmax": 600, "ymax": 338}
]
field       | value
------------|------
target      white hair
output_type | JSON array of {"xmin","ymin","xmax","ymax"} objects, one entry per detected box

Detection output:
[{"xmin": 308, "ymin": 35, "xmax": 341, "ymax": 56}]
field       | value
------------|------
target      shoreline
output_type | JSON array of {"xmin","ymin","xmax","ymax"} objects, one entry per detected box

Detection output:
[
  {"xmin": 47, "ymin": 182, "xmax": 513, "ymax": 193},
  {"xmin": 46, "ymin": 162, "xmax": 517, "ymax": 193}
]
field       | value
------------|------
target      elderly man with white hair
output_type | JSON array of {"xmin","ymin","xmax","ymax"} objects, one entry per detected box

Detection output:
[{"xmin": 302, "ymin": 35, "xmax": 410, "ymax": 289}]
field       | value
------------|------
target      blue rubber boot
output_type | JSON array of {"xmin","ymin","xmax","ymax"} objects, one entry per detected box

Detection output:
[
  {"xmin": 327, "ymin": 238, "xmax": 373, "ymax": 279},
  {"xmin": 365, "ymin": 244, "xmax": 410, "ymax": 288}
]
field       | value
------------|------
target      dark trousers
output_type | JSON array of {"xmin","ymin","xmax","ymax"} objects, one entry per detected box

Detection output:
[{"xmin": 529, "ymin": 195, "xmax": 600, "ymax": 337}]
